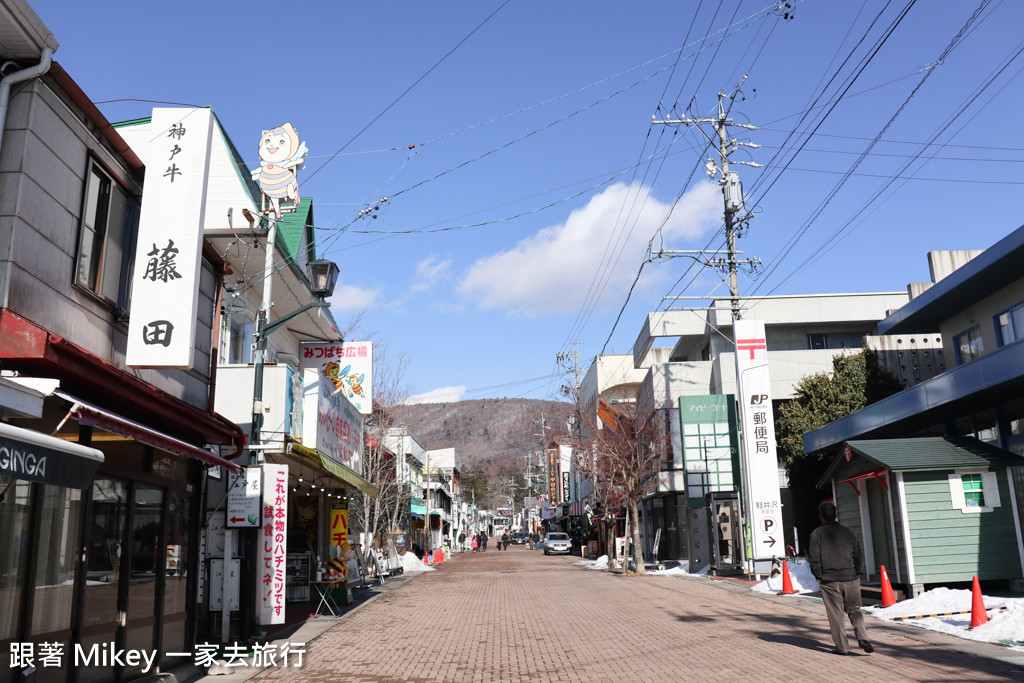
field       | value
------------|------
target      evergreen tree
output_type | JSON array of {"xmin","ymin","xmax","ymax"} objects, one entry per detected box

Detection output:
[{"xmin": 776, "ymin": 349, "xmax": 902, "ymax": 551}]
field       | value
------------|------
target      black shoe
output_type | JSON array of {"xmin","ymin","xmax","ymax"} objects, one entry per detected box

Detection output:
[
  {"xmin": 831, "ymin": 648, "xmax": 850, "ymax": 656},
  {"xmin": 858, "ymin": 639, "xmax": 874, "ymax": 653}
]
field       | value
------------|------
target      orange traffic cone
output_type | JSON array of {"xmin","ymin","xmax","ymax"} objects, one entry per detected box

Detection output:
[
  {"xmin": 880, "ymin": 565, "xmax": 897, "ymax": 607},
  {"xmin": 969, "ymin": 576, "xmax": 989, "ymax": 629},
  {"xmin": 780, "ymin": 560, "xmax": 798, "ymax": 595},
  {"xmin": 424, "ymin": 551, "xmax": 431, "ymax": 564}
]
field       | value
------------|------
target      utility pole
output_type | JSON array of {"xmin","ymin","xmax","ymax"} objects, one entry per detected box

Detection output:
[
  {"xmin": 556, "ymin": 342, "xmax": 583, "ymax": 398},
  {"xmin": 652, "ymin": 76, "xmax": 761, "ymax": 321}
]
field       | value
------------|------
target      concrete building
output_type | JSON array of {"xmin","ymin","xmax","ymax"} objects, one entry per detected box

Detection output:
[{"xmin": 581, "ymin": 291, "xmax": 911, "ymax": 572}]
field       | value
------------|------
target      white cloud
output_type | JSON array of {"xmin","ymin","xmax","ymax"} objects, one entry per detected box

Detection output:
[
  {"xmin": 403, "ymin": 385, "xmax": 467, "ymax": 404},
  {"xmin": 410, "ymin": 255, "xmax": 451, "ymax": 293},
  {"xmin": 330, "ymin": 283, "xmax": 381, "ymax": 312},
  {"xmin": 456, "ymin": 182, "xmax": 719, "ymax": 316}
]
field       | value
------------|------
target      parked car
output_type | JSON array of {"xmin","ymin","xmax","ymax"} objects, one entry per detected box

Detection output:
[
  {"xmin": 512, "ymin": 531, "xmax": 528, "ymax": 545},
  {"xmin": 543, "ymin": 532, "xmax": 572, "ymax": 555}
]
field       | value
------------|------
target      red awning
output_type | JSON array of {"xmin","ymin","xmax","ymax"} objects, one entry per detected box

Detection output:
[
  {"xmin": 0, "ymin": 309, "xmax": 245, "ymax": 457},
  {"xmin": 57, "ymin": 390, "xmax": 240, "ymax": 471}
]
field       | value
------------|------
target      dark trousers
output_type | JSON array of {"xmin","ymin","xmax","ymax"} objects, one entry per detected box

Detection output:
[{"xmin": 819, "ymin": 579, "xmax": 867, "ymax": 652}]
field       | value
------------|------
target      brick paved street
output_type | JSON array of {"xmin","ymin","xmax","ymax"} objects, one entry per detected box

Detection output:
[{"xmin": 245, "ymin": 546, "xmax": 1024, "ymax": 682}]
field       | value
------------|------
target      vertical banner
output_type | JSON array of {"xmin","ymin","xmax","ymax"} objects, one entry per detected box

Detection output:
[
  {"xmin": 300, "ymin": 341, "xmax": 373, "ymax": 414},
  {"xmin": 127, "ymin": 108, "xmax": 214, "ymax": 368},
  {"xmin": 546, "ymin": 448, "xmax": 559, "ymax": 505},
  {"xmin": 258, "ymin": 464, "xmax": 288, "ymax": 625},
  {"xmin": 734, "ymin": 320, "xmax": 783, "ymax": 562},
  {"xmin": 329, "ymin": 499, "xmax": 350, "ymax": 582}
]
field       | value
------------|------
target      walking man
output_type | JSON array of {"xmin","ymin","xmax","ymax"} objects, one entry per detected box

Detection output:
[{"xmin": 808, "ymin": 501, "xmax": 874, "ymax": 656}]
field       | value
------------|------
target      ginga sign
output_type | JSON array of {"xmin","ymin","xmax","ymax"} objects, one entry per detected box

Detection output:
[{"xmin": 0, "ymin": 422, "xmax": 103, "ymax": 488}]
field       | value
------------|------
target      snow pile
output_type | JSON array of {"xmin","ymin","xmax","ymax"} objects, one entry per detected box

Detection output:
[
  {"xmin": 868, "ymin": 587, "xmax": 1024, "ymax": 648},
  {"xmin": 573, "ymin": 555, "xmax": 610, "ymax": 570},
  {"xmin": 399, "ymin": 552, "xmax": 435, "ymax": 573},
  {"xmin": 752, "ymin": 558, "xmax": 819, "ymax": 595}
]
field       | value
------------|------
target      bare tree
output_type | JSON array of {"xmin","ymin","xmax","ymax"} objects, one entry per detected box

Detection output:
[
  {"xmin": 573, "ymin": 397, "xmax": 662, "ymax": 575},
  {"xmin": 348, "ymin": 338, "xmax": 413, "ymax": 554}
]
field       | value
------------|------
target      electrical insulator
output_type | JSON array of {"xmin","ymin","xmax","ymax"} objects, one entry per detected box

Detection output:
[{"xmin": 722, "ymin": 171, "xmax": 743, "ymax": 213}]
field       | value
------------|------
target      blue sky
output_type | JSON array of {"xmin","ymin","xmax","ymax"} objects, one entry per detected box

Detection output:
[{"xmin": 34, "ymin": 1, "xmax": 1024, "ymax": 404}]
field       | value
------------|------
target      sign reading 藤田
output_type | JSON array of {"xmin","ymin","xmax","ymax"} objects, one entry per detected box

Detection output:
[
  {"xmin": 733, "ymin": 319, "xmax": 783, "ymax": 562},
  {"xmin": 126, "ymin": 108, "xmax": 214, "ymax": 368}
]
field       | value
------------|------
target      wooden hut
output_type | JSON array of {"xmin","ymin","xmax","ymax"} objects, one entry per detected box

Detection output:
[{"xmin": 818, "ymin": 437, "xmax": 1024, "ymax": 597}]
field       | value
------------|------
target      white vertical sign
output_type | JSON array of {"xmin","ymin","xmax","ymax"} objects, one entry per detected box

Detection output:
[
  {"xmin": 734, "ymin": 319, "xmax": 783, "ymax": 562},
  {"xmin": 127, "ymin": 107, "xmax": 214, "ymax": 368},
  {"xmin": 258, "ymin": 463, "xmax": 289, "ymax": 624}
]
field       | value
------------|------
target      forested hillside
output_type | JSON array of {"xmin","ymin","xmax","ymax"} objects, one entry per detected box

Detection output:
[{"xmin": 392, "ymin": 398, "xmax": 574, "ymax": 474}]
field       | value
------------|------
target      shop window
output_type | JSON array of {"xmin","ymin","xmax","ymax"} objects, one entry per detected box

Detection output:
[
  {"xmin": 996, "ymin": 301, "xmax": 1024, "ymax": 347},
  {"xmin": 0, "ymin": 477, "xmax": 32, "ymax": 641},
  {"xmin": 31, "ymin": 486, "xmax": 84, "ymax": 635},
  {"xmin": 75, "ymin": 158, "xmax": 140, "ymax": 316},
  {"xmin": 948, "ymin": 470, "xmax": 1000, "ymax": 513},
  {"xmin": 953, "ymin": 325, "xmax": 983, "ymax": 365}
]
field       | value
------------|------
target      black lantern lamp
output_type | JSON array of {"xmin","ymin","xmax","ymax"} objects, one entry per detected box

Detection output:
[{"xmin": 307, "ymin": 258, "xmax": 340, "ymax": 300}]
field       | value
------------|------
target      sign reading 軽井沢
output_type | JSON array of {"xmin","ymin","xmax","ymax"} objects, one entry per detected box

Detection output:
[
  {"xmin": 733, "ymin": 319, "xmax": 783, "ymax": 562},
  {"xmin": 258, "ymin": 464, "xmax": 288, "ymax": 625},
  {"xmin": 300, "ymin": 342, "xmax": 373, "ymax": 415},
  {"xmin": 127, "ymin": 108, "xmax": 214, "ymax": 368}
]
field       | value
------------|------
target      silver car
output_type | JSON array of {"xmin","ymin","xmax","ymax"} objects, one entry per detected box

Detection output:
[{"xmin": 543, "ymin": 532, "xmax": 572, "ymax": 555}]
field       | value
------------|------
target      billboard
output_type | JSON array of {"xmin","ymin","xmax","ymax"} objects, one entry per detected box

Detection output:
[
  {"xmin": 300, "ymin": 341, "xmax": 373, "ymax": 415},
  {"xmin": 679, "ymin": 395, "xmax": 739, "ymax": 508}
]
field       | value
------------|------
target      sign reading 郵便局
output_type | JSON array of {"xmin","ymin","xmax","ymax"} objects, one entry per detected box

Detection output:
[
  {"xmin": 733, "ymin": 319, "xmax": 783, "ymax": 562},
  {"xmin": 126, "ymin": 108, "xmax": 213, "ymax": 368}
]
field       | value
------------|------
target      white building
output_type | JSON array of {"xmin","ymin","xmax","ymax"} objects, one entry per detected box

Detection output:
[{"xmin": 582, "ymin": 291, "xmax": 911, "ymax": 571}]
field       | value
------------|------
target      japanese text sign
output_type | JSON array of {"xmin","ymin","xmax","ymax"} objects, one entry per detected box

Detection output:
[
  {"xmin": 733, "ymin": 319, "xmax": 783, "ymax": 561},
  {"xmin": 300, "ymin": 342, "xmax": 373, "ymax": 415},
  {"xmin": 257, "ymin": 463, "xmax": 288, "ymax": 625},
  {"xmin": 127, "ymin": 108, "xmax": 214, "ymax": 368}
]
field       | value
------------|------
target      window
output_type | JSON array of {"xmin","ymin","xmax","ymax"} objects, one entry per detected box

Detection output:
[
  {"xmin": 808, "ymin": 333, "xmax": 827, "ymax": 350},
  {"xmin": 996, "ymin": 302, "xmax": 1024, "ymax": 347},
  {"xmin": 953, "ymin": 326, "xmax": 983, "ymax": 365},
  {"xmin": 75, "ymin": 159, "xmax": 140, "ymax": 315},
  {"xmin": 220, "ymin": 311, "xmax": 254, "ymax": 364},
  {"xmin": 948, "ymin": 470, "xmax": 1000, "ymax": 513}
]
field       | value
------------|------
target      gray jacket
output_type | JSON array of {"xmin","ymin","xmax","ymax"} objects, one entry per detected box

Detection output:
[{"xmin": 808, "ymin": 521, "xmax": 864, "ymax": 582}]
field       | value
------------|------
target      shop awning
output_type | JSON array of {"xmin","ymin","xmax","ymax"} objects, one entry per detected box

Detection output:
[
  {"xmin": 55, "ymin": 390, "xmax": 240, "ymax": 471},
  {"xmin": 289, "ymin": 441, "xmax": 379, "ymax": 498},
  {"xmin": 410, "ymin": 504, "xmax": 443, "ymax": 518},
  {"xmin": 0, "ymin": 309, "xmax": 246, "ymax": 457},
  {"xmin": 0, "ymin": 420, "xmax": 103, "ymax": 488}
]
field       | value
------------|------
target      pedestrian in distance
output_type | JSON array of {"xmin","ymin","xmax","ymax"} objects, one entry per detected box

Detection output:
[
  {"xmin": 480, "ymin": 531, "xmax": 488, "ymax": 552},
  {"xmin": 458, "ymin": 531, "xmax": 466, "ymax": 552},
  {"xmin": 502, "ymin": 531, "xmax": 510, "ymax": 551},
  {"xmin": 471, "ymin": 535, "xmax": 478, "ymax": 552},
  {"xmin": 808, "ymin": 501, "xmax": 874, "ymax": 656}
]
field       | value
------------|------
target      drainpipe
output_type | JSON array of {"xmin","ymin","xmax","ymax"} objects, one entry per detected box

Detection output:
[{"xmin": 0, "ymin": 48, "xmax": 54, "ymax": 155}]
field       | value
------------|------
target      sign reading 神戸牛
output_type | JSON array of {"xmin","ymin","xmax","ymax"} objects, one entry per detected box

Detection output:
[{"xmin": 126, "ymin": 108, "xmax": 214, "ymax": 368}]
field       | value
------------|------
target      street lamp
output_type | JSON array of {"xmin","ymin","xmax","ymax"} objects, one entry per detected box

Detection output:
[
  {"xmin": 307, "ymin": 258, "xmax": 340, "ymax": 300},
  {"xmin": 240, "ymin": 212, "xmax": 341, "ymax": 641}
]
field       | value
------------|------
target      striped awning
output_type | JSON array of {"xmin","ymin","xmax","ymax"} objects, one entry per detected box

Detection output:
[{"xmin": 568, "ymin": 501, "xmax": 585, "ymax": 516}]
